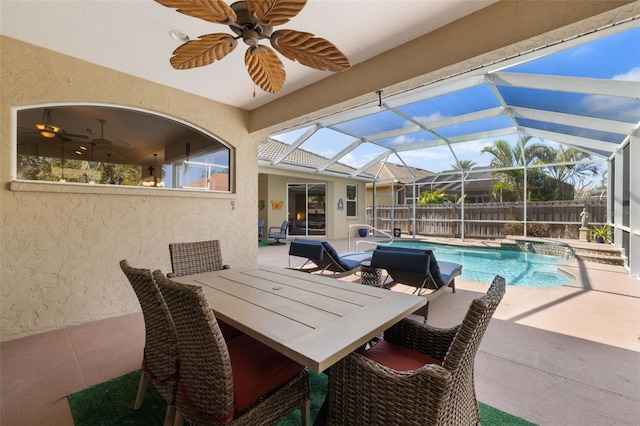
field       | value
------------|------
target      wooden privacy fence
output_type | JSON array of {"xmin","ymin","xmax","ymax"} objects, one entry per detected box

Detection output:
[{"xmin": 365, "ymin": 199, "xmax": 607, "ymax": 239}]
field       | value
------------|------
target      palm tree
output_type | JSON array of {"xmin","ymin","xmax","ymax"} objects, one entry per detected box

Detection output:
[
  {"xmin": 450, "ymin": 160, "xmax": 477, "ymax": 171},
  {"xmin": 481, "ymin": 137, "xmax": 547, "ymax": 201},
  {"xmin": 537, "ymin": 145, "xmax": 600, "ymax": 198}
]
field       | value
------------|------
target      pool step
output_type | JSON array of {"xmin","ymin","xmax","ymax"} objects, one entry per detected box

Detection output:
[
  {"xmin": 504, "ymin": 237, "xmax": 624, "ymax": 266},
  {"xmin": 573, "ymin": 245, "xmax": 624, "ymax": 265}
]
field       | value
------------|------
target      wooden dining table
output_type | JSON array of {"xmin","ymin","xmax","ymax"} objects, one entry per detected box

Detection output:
[{"xmin": 173, "ymin": 264, "xmax": 426, "ymax": 373}]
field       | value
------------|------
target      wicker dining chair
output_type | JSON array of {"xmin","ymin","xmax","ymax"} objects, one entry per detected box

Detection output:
[
  {"xmin": 327, "ymin": 275, "xmax": 506, "ymax": 426},
  {"xmin": 153, "ymin": 271, "xmax": 311, "ymax": 426},
  {"xmin": 166, "ymin": 240, "xmax": 241, "ymax": 341},
  {"xmin": 168, "ymin": 239, "xmax": 230, "ymax": 278},
  {"xmin": 119, "ymin": 260, "xmax": 179, "ymax": 426}
]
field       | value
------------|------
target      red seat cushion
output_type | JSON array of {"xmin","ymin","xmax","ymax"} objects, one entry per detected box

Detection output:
[
  {"xmin": 362, "ymin": 339, "xmax": 443, "ymax": 371},
  {"xmin": 227, "ymin": 334, "xmax": 305, "ymax": 412}
]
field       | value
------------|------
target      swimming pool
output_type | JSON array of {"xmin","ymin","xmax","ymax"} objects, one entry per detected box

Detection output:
[{"xmin": 386, "ymin": 241, "xmax": 573, "ymax": 287}]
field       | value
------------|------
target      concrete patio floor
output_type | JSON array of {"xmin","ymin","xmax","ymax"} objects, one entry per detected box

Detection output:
[{"xmin": 1, "ymin": 238, "xmax": 638, "ymax": 425}]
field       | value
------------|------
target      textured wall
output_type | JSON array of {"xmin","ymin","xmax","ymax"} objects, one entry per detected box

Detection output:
[{"xmin": 1, "ymin": 37, "xmax": 260, "ymax": 340}]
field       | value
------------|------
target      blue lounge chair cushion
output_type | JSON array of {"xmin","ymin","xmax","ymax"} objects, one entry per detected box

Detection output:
[
  {"xmin": 437, "ymin": 261, "xmax": 463, "ymax": 285},
  {"xmin": 375, "ymin": 245, "xmax": 449, "ymax": 288},
  {"xmin": 321, "ymin": 242, "xmax": 361, "ymax": 271},
  {"xmin": 371, "ymin": 249, "xmax": 430, "ymax": 275},
  {"xmin": 341, "ymin": 252, "xmax": 373, "ymax": 264},
  {"xmin": 289, "ymin": 239, "xmax": 324, "ymax": 261}
]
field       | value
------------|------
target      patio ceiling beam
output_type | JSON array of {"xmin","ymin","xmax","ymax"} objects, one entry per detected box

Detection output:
[
  {"xmin": 316, "ymin": 104, "xmax": 388, "ymax": 130},
  {"xmin": 259, "ymin": 161, "xmax": 373, "ymax": 182},
  {"xmin": 362, "ymin": 106, "xmax": 506, "ymax": 143},
  {"xmin": 350, "ymin": 151, "xmax": 392, "ymax": 178},
  {"xmin": 490, "ymin": 72, "xmax": 640, "ymax": 98},
  {"xmin": 384, "ymin": 127, "xmax": 518, "ymax": 153},
  {"xmin": 446, "ymin": 127, "xmax": 518, "ymax": 144},
  {"xmin": 271, "ymin": 124, "xmax": 319, "ymax": 165},
  {"xmin": 317, "ymin": 139, "xmax": 363, "ymax": 172},
  {"xmin": 380, "ymin": 75, "xmax": 486, "ymax": 110},
  {"xmin": 306, "ymin": 75, "xmax": 486, "ymax": 132},
  {"xmin": 510, "ymin": 106, "xmax": 635, "ymax": 135},
  {"xmin": 520, "ymin": 127, "xmax": 617, "ymax": 155}
]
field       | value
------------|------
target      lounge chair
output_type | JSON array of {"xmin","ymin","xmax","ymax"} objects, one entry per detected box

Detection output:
[
  {"xmin": 370, "ymin": 245, "xmax": 462, "ymax": 321},
  {"xmin": 268, "ymin": 220, "xmax": 290, "ymax": 245},
  {"xmin": 375, "ymin": 244, "xmax": 461, "ymax": 292},
  {"xmin": 288, "ymin": 238, "xmax": 373, "ymax": 278},
  {"xmin": 326, "ymin": 276, "xmax": 506, "ymax": 426}
]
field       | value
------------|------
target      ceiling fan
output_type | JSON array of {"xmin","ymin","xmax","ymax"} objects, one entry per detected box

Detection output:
[
  {"xmin": 92, "ymin": 119, "xmax": 113, "ymax": 148},
  {"xmin": 33, "ymin": 108, "xmax": 89, "ymax": 140},
  {"xmin": 155, "ymin": 0, "xmax": 351, "ymax": 94}
]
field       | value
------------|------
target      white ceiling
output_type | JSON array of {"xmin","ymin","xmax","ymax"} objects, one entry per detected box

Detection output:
[{"xmin": 0, "ymin": 0, "xmax": 496, "ymax": 111}]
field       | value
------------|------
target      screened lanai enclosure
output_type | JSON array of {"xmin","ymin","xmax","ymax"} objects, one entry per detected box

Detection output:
[{"xmin": 261, "ymin": 21, "xmax": 639, "ymax": 275}]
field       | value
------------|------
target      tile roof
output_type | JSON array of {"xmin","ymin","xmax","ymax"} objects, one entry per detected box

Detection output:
[{"xmin": 259, "ymin": 138, "xmax": 373, "ymax": 178}]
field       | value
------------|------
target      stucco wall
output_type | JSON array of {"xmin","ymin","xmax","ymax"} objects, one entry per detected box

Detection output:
[{"xmin": 1, "ymin": 37, "xmax": 261, "ymax": 340}]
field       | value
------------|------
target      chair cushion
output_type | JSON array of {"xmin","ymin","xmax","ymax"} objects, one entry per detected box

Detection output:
[
  {"xmin": 371, "ymin": 249, "xmax": 430, "ymax": 275},
  {"xmin": 289, "ymin": 239, "xmax": 324, "ymax": 260},
  {"xmin": 375, "ymin": 246, "xmax": 460, "ymax": 288},
  {"xmin": 362, "ymin": 339, "xmax": 442, "ymax": 371},
  {"xmin": 322, "ymin": 242, "xmax": 358, "ymax": 271},
  {"xmin": 340, "ymin": 251, "xmax": 373, "ymax": 264},
  {"xmin": 227, "ymin": 334, "xmax": 305, "ymax": 412},
  {"xmin": 437, "ymin": 260, "xmax": 462, "ymax": 284}
]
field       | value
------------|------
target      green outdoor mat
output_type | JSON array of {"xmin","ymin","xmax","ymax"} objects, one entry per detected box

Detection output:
[
  {"xmin": 69, "ymin": 369, "xmax": 535, "ymax": 425},
  {"xmin": 258, "ymin": 239, "xmax": 275, "ymax": 247}
]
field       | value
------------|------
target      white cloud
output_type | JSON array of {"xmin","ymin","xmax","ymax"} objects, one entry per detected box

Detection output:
[
  {"xmin": 612, "ymin": 66, "xmax": 640, "ymax": 82},
  {"xmin": 410, "ymin": 112, "xmax": 446, "ymax": 126}
]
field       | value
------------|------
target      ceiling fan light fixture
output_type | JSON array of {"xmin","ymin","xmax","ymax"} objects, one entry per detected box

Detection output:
[{"xmin": 35, "ymin": 108, "xmax": 61, "ymax": 138}]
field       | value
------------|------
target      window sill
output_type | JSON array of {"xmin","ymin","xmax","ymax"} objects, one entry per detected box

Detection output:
[{"xmin": 10, "ymin": 180, "xmax": 234, "ymax": 199}]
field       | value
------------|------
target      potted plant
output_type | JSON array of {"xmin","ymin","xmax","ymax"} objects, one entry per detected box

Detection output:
[
  {"xmin": 358, "ymin": 228, "xmax": 368, "ymax": 237},
  {"xmin": 590, "ymin": 224, "xmax": 611, "ymax": 243}
]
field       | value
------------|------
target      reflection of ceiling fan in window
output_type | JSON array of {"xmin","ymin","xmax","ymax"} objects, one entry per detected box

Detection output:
[
  {"xmin": 19, "ymin": 108, "xmax": 90, "ymax": 142},
  {"xmin": 87, "ymin": 119, "xmax": 130, "ymax": 161},
  {"xmin": 155, "ymin": 0, "xmax": 351, "ymax": 94}
]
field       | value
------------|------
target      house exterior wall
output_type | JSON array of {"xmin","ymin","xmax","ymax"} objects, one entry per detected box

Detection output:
[
  {"xmin": 366, "ymin": 184, "xmax": 396, "ymax": 206},
  {"xmin": 258, "ymin": 168, "xmax": 367, "ymax": 239},
  {"xmin": 1, "ymin": 37, "xmax": 259, "ymax": 340}
]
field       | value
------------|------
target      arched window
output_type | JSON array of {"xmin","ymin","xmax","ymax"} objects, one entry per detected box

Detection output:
[{"xmin": 15, "ymin": 104, "xmax": 232, "ymax": 192}]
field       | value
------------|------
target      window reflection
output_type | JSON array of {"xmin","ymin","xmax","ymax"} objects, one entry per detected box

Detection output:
[{"xmin": 16, "ymin": 105, "xmax": 232, "ymax": 192}]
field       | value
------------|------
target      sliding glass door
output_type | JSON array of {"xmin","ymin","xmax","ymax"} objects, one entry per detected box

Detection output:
[{"xmin": 288, "ymin": 183, "xmax": 326, "ymax": 237}]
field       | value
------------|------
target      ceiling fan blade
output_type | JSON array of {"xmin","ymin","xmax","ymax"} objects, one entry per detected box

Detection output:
[
  {"xmin": 58, "ymin": 131, "xmax": 89, "ymax": 139},
  {"xmin": 92, "ymin": 138, "xmax": 113, "ymax": 147},
  {"xmin": 170, "ymin": 34, "xmax": 238, "ymax": 69},
  {"xmin": 271, "ymin": 29, "xmax": 350, "ymax": 72},
  {"xmin": 245, "ymin": 45, "xmax": 286, "ymax": 94},
  {"xmin": 154, "ymin": 0, "xmax": 236, "ymax": 25},
  {"xmin": 246, "ymin": 0, "xmax": 306, "ymax": 26}
]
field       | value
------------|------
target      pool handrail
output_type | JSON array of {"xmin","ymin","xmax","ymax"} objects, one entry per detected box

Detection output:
[{"xmin": 348, "ymin": 224, "xmax": 393, "ymax": 252}]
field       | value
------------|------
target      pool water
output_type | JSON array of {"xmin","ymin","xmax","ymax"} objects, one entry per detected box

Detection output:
[{"xmin": 387, "ymin": 242, "xmax": 572, "ymax": 287}]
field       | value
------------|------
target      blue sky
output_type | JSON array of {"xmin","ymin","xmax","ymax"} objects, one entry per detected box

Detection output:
[{"xmin": 272, "ymin": 26, "xmax": 640, "ymax": 188}]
